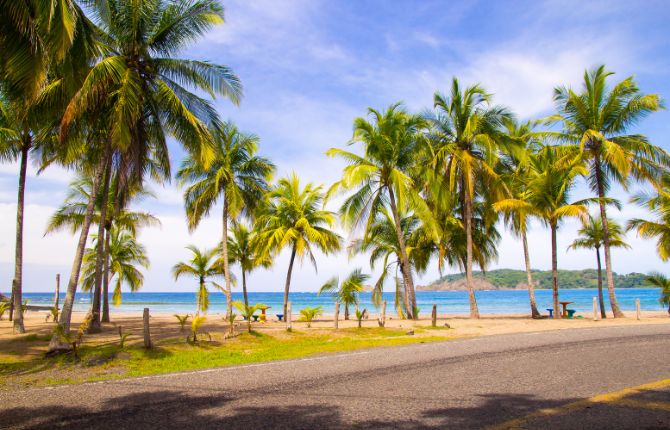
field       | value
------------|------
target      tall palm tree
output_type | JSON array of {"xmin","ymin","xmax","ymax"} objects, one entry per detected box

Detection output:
[
  {"xmin": 177, "ymin": 122, "xmax": 274, "ymax": 317},
  {"xmin": 226, "ymin": 222, "xmax": 272, "ymax": 307},
  {"xmin": 256, "ymin": 174, "xmax": 342, "ymax": 316},
  {"xmin": 81, "ymin": 227, "xmax": 149, "ymax": 307},
  {"xmin": 495, "ymin": 147, "xmax": 588, "ymax": 319},
  {"xmin": 644, "ymin": 273, "xmax": 670, "ymax": 316},
  {"xmin": 568, "ymin": 214, "xmax": 630, "ymax": 318},
  {"xmin": 318, "ymin": 268, "xmax": 369, "ymax": 320},
  {"xmin": 627, "ymin": 172, "xmax": 670, "ymax": 262},
  {"xmin": 327, "ymin": 103, "xmax": 436, "ymax": 319},
  {"xmin": 172, "ymin": 246, "xmax": 223, "ymax": 315},
  {"xmin": 428, "ymin": 78, "xmax": 513, "ymax": 318},
  {"xmin": 51, "ymin": 0, "xmax": 241, "ymax": 349},
  {"xmin": 349, "ymin": 210, "xmax": 432, "ymax": 317},
  {"xmin": 550, "ymin": 65, "xmax": 669, "ymax": 318}
]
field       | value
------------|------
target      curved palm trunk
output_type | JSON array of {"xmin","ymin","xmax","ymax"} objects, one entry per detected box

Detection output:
[
  {"xmin": 595, "ymin": 247, "xmax": 606, "ymax": 319},
  {"xmin": 242, "ymin": 269, "xmax": 248, "ymax": 307},
  {"xmin": 387, "ymin": 188, "xmax": 416, "ymax": 319},
  {"xmin": 551, "ymin": 222, "xmax": 561, "ymax": 319},
  {"xmin": 463, "ymin": 187, "xmax": 480, "ymax": 319},
  {"xmin": 522, "ymin": 230, "xmax": 540, "ymax": 318},
  {"xmin": 344, "ymin": 303, "xmax": 349, "ymax": 320},
  {"xmin": 101, "ymin": 224, "xmax": 111, "ymax": 323},
  {"xmin": 594, "ymin": 156, "xmax": 624, "ymax": 317},
  {"xmin": 283, "ymin": 244, "xmax": 297, "ymax": 317},
  {"xmin": 49, "ymin": 153, "xmax": 107, "ymax": 352},
  {"xmin": 221, "ymin": 200, "xmax": 233, "ymax": 319},
  {"xmin": 89, "ymin": 153, "xmax": 112, "ymax": 333},
  {"xmin": 11, "ymin": 141, "xmax": 30, "ymax": 334}
]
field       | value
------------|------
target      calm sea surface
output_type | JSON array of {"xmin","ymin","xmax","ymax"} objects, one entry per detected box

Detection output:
[{"xmin": 14, "ymin": 288, "xmax": 664, "ymax": 316}]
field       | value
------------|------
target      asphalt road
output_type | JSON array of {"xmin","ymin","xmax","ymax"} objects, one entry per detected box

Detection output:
[{"xmin": 1, "ymin": 324, "xmax": 669, "ymax": 429}]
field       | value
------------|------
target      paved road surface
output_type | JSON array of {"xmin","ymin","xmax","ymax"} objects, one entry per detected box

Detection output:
[{"xmin": 1, "ymin": 324, "xmax": 669, "ymax": 429}]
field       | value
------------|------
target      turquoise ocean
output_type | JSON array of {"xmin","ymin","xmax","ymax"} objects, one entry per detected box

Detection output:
[{"xmin": 15, "ymin": 288, "xmax": 665, "ymax": 317}]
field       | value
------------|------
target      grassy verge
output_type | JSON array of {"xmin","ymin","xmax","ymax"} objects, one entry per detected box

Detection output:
[{"xmin": 0, "ymin": 327, "xmax": 453, "ymax": 389}]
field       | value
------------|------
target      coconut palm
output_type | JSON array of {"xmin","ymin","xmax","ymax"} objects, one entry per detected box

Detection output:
[
  {"xmin": 299, "ymin": 306, "xmax": 323, "ymax": 328},
  {"xmin": 627, "ymin": 172, "xmax": 670, "ymax": 262},
  {"xmin": 549, "ymin": 65, "xmax": 669, "ymax": 318},
  {"xmin": 428, "ymin": 78, "xmax": 514, "ymax": 318},
  {"xmin": 51, "ymin": 0, "xmax": 241, "ymax": 348},
  {"xmin": 255, "ymin": 174, "xmax": 342, "ymax": 317},
  {"xmin": 644, "ymin": 273, "xmax": 670, "ymax": 316},
  {"xmin": 232, "ymin": 301, "xmax": 263, "ymax": 333},
  {"xmin": 327, "ymin": 103, "xmax": 436, "ymax": 319},
  {"xmin": 177, "ymin": 122, "xmax": 274, "ymax": 317},
  {"xmin": 172, "ymin": 246, "xmax": 223, "ymax": 314},
  {"xmin": 81, "ymin": 227, "xmax": 150, "ymax": 308},
  {"xmin": 318, "ymin": 268, "xmax": 369, "ymax": 320},
  {"xmin": 568, "ymin": 214, "xmax": 630, "ymax": 318},
  {"xmin": 226, "ymin": 222, "xmax": 272, "ymax": 307},
  {"xmin": 494, "ymin": 147, "xmax": 588, "ymax": 318}
]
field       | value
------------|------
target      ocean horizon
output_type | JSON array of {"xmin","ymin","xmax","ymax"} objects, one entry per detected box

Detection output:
[{"xmin": 11, "ymin": 288, "xmax": 664, "ymax": 317}]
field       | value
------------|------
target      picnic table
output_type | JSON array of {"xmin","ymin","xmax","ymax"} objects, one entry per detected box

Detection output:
[{"xmin": 559, "ymin": 301, "xmax": 574, "ymax": 318}]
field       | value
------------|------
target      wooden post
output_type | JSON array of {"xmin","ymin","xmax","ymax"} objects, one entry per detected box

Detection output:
[
  {"xmin": 636, "ymin": 298, "xmax": 641, "ymax": 320},
  {"xmin": 53, "ymin": 274, "xmax": 60, "ymax": 321},
  {"xmin": 286, "ymin": 301, "xmax": 292, "ymax": 330},
  {"xmin": 378, "ymin": 300, "xmax": 386, "ymax": 327},
  {"xmin": 593, "ymin": 297, "xmax": 599, "ymax": 321},
  {"xmin": 143, "ymin": 308, "xmax": 152, "ymax": 349},
  {"xmin": 334, "ymin": 302, "xmax": 339, "ymax": 329},
  {"xmin": 431, "ymin": 304, "xmax": 437, "ymax": 327}
]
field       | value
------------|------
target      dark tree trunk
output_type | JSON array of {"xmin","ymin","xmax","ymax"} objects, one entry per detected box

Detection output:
[
  {"xmin": 594, "ymin": 156, "xmax": 624, "ymax": 317},
  {"xmin": 89, "ymin": 152, "xmax": 111, "ymax": 333},
  {"xmin": 595, "ymin": 247, "xmax": 607, "ymax": 319},
  {"xmin": 387, "ymin": 187, "xmax": 416, "ymax": 319},
  {"xmin": 344, "ymin": 303, "xmax": 349, "ymax": 320},
  {"xmin": 283, "ymin": 244, "xmax": 297, "ymax": 317},
  {"xmin": 522, "ymin": 230, "xmax": 540, "ymax": 318},
  {"xmin": 12, "ymin": 141, "xmax": 30, "ymax": 334},
  {"xmin": 551, "ymin": 222, "xmax": 561, "ymax": 319},
  {"xmin": 101, "ymin": 223, "xmax": 111, "ymax": 323},
  {"xmin": 242, "ymin": 269, "xmax": 248, "ymax": 307}
]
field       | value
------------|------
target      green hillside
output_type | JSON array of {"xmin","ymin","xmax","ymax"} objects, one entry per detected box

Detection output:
[{"xmin": 425, "ymin": 269, "xmax": 649, "ymax": 290}]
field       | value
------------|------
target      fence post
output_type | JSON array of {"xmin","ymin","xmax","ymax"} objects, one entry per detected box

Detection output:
[
  {"xmin": 378, "ymin": 300, "xmax": 386, "ymax": 327},
  {"xmin": 286, "ymin": 301, "xmax": 292, "ymax": 330},
  {"xmin": 143, "ymin": 308, "xmax": 152, "ymax": 349},
  {"xmin": 431, "ymin": 304, "xmax": 437, "ymax": 327},
  {"xmin": 334, "ymin": 302, "xmax": 339, "ymax": 329},
  {"xmin": 593, "ymin": 297, "xmax": 599, "ymax": 321},
  {"xmin": 636, "ymin": 298, "xmax": 641, "ymax": 320}
]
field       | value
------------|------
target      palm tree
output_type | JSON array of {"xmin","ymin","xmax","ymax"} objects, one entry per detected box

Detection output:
[
  {"xmin": 568, "ymin": 214, "xmax": 630, "ymax": 318},
  {"xmin": 299, "ymin": 306, "xmax": 323, "ymax": 328},
  {"xmin": 177, "ymin": 122, "xmax": 274, "ymax": 317},
  {"xmin": 627, "ymin": 172, "xmax": 670, "ymax": 262},
  {"xmin": 550, "ymin": 65, "xmax": 669, "ymax": 318},
  {"xmin": 429, "ymin": 78, "xmax": 513, "ymax": 318},
  {"xmin": 327, "ymin": 103, "xmax": 436, "ymax": 319},
  {"xmin": 226, "ymin": 222, "xmax": 272, "ymax": 307},
  {"xmin": 256, "ymin": 174, "xmax": 342, "ymax": 317},
  {"xmin": 51, "ymin": 0, "xmax": 241, "ymax": 349},
  {"xmin": 644, "ymin": 273, "xmax": 670, "ymax": 316},
  {"xmin": 318, "ymin": 268, "xmax": 369, "ymax": 320},
  {"xmin": 232, "ymin": 301, "xmax": 263, "ymax": 333},
  {"xmin": 81, "ymin": 227, "xmax": 149, "ymax": 308},
  {"xmin": 172, "ymin": 246, "xmax": 223, "ymax": 315},
  {"xmin": 495, "ymin": 147, "xmax": 588, "ymax": 319}
]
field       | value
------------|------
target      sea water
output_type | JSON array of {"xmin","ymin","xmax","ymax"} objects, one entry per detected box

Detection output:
[{"xmin": 14, "ymin": 288, "xmax": 664, "ymax": 317}]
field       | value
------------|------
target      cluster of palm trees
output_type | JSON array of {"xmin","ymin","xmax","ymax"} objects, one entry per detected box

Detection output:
[{"xmin": 3, "ymin": 2, "xmax": 669, "ymax": 350}]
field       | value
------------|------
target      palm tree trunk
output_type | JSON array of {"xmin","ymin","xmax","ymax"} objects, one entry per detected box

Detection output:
[
  {"xmin": 522, "ymin": 230, "xmax": 540, "ymax": 318},
  {"xmin": 221, "ymin": 199, "xmax": 233, "ymax": 319},
  {"xmin": 101, "ymin": 224, "xmax": 111, "ymax": 323},
  {"xmin": 595, "ymin": 247, "xmax": 606, "ymax": 319},
  {"xmin": 11, "ymin": 140, "xmax": 30, "ymax": 334},
  {"xmin": 48, "ymin": 153, "xmax": 108, "ymax": 353},
  {"xmin": 463, "ymin": 187, "xmax": 480, "ymax": 319},
  {"xmin": 594, "ymin": 156, "xmax": 624, "ymax": 317},
  {"xmin": 344, "ymin": 303, "xmax": 349, "ymax": 320},
  {"xmin": 551, "ymin": 222, "xmax": 561, "ymax": 319},
  {"xmin": 89, "ymin": 152, "xmax": 112, "ymax": 333},
  {"xmin": 283, "ymin": 244, "xmax": 297, "ymax": 317},
  {"xmin": 242, "ymin": 269, "xmax": 248, "ymax": 307},
  {"xmin": 387, "ymin": 187, "xmax": 416, "ymax": 319}
]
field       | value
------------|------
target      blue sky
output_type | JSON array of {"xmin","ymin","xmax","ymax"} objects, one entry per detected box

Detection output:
[{"xmin": 2, "ymin": 0, "xmax": 670, "ymax": 293}]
